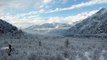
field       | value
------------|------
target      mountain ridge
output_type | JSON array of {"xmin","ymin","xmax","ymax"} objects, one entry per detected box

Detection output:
[
  {"xmin": 0, "ymin": 19, "xmax": 18, "ymax": 34},
  {"xmin": 66, "ymin": 8, "xmax": 107, "ymax": 36},
  {"xmin": 0, "ymin": 19, "xmax": 24, "ymax": 38},
  {"xmin": 24, "ymin": 23, "xmax": 72, "ymax": 36}
]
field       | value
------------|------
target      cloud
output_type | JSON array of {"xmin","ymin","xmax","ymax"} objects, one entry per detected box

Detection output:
[
  {"xmin": 63, "ymin": 10, "xmax": 98, "ymax": 23},
  {"xmin": 0, "ymin": 0, "xmax": 31, "ymax": 8},
  {"xmin": 47, "ymin": 9, "xmax": 98, "ymax": 24},
  {"xmin": 43, "ymin": 0, "xmax": 52, "ymax": 4},
  {"xmin": 0, "ymin": 0, "xmax": 106, "ymax": 14},
  {"xmin": 0, "ymin": 12, "xmax": 45, "ymax": 28},
  {"xmin": 0, "ymin": 0, "xmax": 53, "ymax": 14},
  {"xmin": 0, "ymin": 0, "xmax": 102, "ymax": 28},
  {"xmin": 0, "ymin": 9, "xmax": 98, "ymax": 28},
  {"xmin": 46, "ymin": 0, "xmax": 107, "ymax": 13}
]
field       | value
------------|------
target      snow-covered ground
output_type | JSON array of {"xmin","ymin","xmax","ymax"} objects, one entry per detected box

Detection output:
[{"xmin": 0, "ymin": 35, "xmax": 107, "ymax": 60}]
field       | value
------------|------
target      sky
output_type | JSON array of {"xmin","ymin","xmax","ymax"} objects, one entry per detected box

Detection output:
[{"xmin": 0, "ymin": 0, "xmax": 107, "ymax": 28}]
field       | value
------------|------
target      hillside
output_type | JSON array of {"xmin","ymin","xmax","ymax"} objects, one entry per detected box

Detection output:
[
  {"xmin": 0, "ymin": 19, "xmax": 23, "ymax": 38},
  {"xmin": 67, "ymin": 8, "xmax": 107, "ymax": 36}
]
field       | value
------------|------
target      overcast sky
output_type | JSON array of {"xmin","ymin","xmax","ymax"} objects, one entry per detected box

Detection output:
[{"xmin": 0, "ymin": 0, "xmax": 107, "ymax": 28}]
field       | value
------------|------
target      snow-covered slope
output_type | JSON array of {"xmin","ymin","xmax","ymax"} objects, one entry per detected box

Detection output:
[
  {"xmin": 0, "ymin": 19, "xmax": 18, "ymax": 34},
  {"xmin": 0, "ymin": 19, "xmax": 23, "ymax": 38},
  {"xmin": 67, "ymin": 8, "xmax": 107, "ymax": 35},
  {"xmin": 24, "ymin": 23, "xmax": 72, "ymax": 35}
]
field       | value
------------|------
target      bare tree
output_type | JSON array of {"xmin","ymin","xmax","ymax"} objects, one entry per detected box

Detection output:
[
  {"xmin": 65, "ymin": 39, "xmax": 70, "ymax": 48},
  {"xmin": 38, "ymin": 40, "xmax": 42, "ymax": 47}
]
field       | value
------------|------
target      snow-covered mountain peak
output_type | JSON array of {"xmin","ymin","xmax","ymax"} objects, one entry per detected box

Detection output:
[
  {"xmin": 67, "ymin": 8, "xmax": 107, "ymax": 35},
  {"xmin": 96, "ymin": 8, "xmax": 107, "ymax": 14}
]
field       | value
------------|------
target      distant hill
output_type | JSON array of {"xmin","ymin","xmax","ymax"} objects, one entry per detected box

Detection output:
[
  {"xmin": 26, "ymin": 23, "xmax": 71, "ymax": 30},
  {"xmin": 66, "ymin": 8, "xmax": 107, "ymax": 37},
  {"xmin": 24, "ymin": 23, "xmax": 72, "ymax": 36}
]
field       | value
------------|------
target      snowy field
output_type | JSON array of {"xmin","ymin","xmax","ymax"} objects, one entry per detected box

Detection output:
[{"xmin": 0, "ymin": 35, "xmax": 107, "ymax": 60}]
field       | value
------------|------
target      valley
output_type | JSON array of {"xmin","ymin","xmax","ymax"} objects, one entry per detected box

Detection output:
[
  {"xmin": 0, "ymin": 35, "xmax": 107, "ymax": 60},
  {"xmin": 0, "ymin": 7, "xmax": 107, "ymax": 60}
]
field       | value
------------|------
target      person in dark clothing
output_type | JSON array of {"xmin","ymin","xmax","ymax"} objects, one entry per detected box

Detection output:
[{"xmin": 7, "ymin": 44, "xmax": 12, "ymax": 56}]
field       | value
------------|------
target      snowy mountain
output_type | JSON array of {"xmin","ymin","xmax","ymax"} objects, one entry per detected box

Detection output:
[
  {"xmin": 26, "ymin": 23, "xmax": 71, "ymax": 30},
  {"xmin": 24, "ymin": 23, "xmax": 72, "ymax": 35},
  {"xmin": 0, "ymin": 19, "xmax": 18, "ymax": 34},
  {"xmin": 67, "ymin": 8, "xmax": 107, "ymax": 35},
  {"xmin": 0, "ymin": 19, "xmax": 23, "ymax": 37}
]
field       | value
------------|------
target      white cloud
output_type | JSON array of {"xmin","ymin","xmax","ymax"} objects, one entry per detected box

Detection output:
[
  {"xmin": 0, "ymin": 10, "xmax": 98, "ymax": 28},
  {"xmin": 0, "ymin": 0, "xmax": 32, "ymax": 8},
  {"xmin": 43, "ymin": 0, "xmax": 52, "ymax": 4},
  {"xmin": 64, "ymin": 10, "xmax": 98, "ymax": 23},
  {"xmin": 46, "ymin": 0, "xmax": 107, "ymax": 13},
  {"xmin": 0, "ymin": 0, "xmax": 53, "ymax": 14},
  {"xmin": 0, "ymin": 0, "xmax": 106, "ymax": 14},
  {"xmin": 0, "ymin": 0, "xmax": 102, "ymax": 28},
  {"xmin": 0, "ymin": 15, "xmax": 45, "ymax": 28},
  {"xmin": 47, "ymin": 10, "xmax": 98, "ymax": 24}
]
